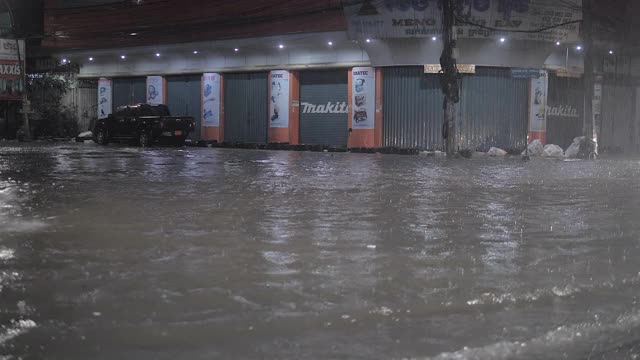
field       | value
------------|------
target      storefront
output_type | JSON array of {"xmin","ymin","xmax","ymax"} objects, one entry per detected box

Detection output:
[
  {"xmin": 223, "ymin": 72, "xmax": 268, "ymax": 144},
  {"xmin": 299, "ymin": 70, "xmax": 349, "ymax": 146},
  {"xmin": 383, "ymin": 67, "xmax": 529, "ymax": 151},
  {"xmin": 112, "ymin": 77, "xmax": 146, "ymax": 111},
  {"xmin": 545, "ymin": 74, "xmax": 584, "ymax": 149},
  {"xmin": 166, "ymin": 75, "xmax": 201, "ymax": 140}
]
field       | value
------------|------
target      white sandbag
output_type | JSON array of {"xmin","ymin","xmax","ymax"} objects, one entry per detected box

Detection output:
[
  {"xmin": 78, "ymin": 131, "xmax": 93, "ymax": 138},
  {"xmin": 543, "ymin": 144, "xmax": 564, "ymax": 157},
  {"xmin": 564, "ymin": 137, "xmax": 584, "ymax": 158},
  {"xmin": 487, "ymin": 147, "xmax": 508, "ymax": 157},
  {"xmin": 521, "ymin": 139, "xmax": 544, "ymax": 156}
]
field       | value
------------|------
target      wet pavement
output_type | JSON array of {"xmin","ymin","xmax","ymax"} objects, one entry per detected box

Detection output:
[{"xmin": 1, "ymin": 142, "xmax": 640, "ymax": 359}]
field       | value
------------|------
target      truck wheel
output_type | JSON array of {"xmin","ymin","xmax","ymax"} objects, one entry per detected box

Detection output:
[
  {"xmin": 139, "ymin": 132, "xmax": 152, "ymax": 147},
  {"xmin": 95, "ymin": 129, "xmax": 109, "ymax": 145}
]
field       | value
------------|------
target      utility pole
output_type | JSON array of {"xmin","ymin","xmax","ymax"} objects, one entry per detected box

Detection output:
[
  {"xmin": 3, "ymin": 0, "xmax": 30, "ymax": 140},
  {"xmin": 582, "ymin": 0, "xmax": 594, "ymax": 141},
  {"xmin": 440, "ymin": 0, "xmax": 459, "ymax": 156}
]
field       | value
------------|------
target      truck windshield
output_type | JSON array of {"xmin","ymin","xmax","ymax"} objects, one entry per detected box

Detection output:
[
  {"xmin": 141, "ymin": 105, "xmax": 171, "ymax": 117},
  {"xmin": 150, "ymin": 105, "xmax": 171, "ymax": 116}
]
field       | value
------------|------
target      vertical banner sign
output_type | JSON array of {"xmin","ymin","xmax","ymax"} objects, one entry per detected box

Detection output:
[
  {"xmin": 146, "ymin": 76, "xmax": 164, "ymax": 105},
  {"xmin": 528, "ymin": 70, "xmax": 548, "ymax": 134},
  {"xmin": 98, "ymin": 78, "xmax": 112, "ymax": 119},
  {"xmin": 269, "ymin": 70, "xmax": 290, "ymax": 128},
  {"xmin": 202, "ymin": 73, "xmax": 221, "ymax": 127},
  {"xmin": 352, "ymin": 67, "xmax": 375, "ymax": 129},
  {"xmin": 592, "ymin": 83, "xmax": 602, "ymax": 141},
  {"xmin": 0, "ymin": 39, "xmax": 25, "ymax": 101}
]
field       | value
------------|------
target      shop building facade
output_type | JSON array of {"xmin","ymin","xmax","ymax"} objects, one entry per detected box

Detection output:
[{"xmin": 43, "ymin": 0, "xmax": 640, "ymax": 152}]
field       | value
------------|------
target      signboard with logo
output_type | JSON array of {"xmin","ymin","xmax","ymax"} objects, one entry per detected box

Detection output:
[
  {"xmin": 528, "ymin": 70, "xmax": 548, "ymax": 139},
  {"xmin": 345, "ymin": 0, "xmax": 581, "ymax": 42},
  {"xmin": 98, "ymin": 78, "xmax": 112, "ymax": 119},
  {"xmin": 424, "ymin": 64, "xmax": 475, "ymax": 74},
  {"xmin": 202, "ymin": 73, "xmax": 221, "ymax": 127},
  {"xmin": 352, "ymin": 67, "xmax": 375, "ymax": 130},
  {"xmin": 299, "ymin": 70, "xmax": 349, "ymax": 146},
  {"xmin": 512, "ymin": 68, "xmax": 544, "ymax": 79},
  {"xmin": 545, "ymin": 74, "xmax": 583, "ymax": 148},
  {"xmin": 269, "ymin": 70, "xmax": 290, "ymax": 129},
  {"xmin": 0, "ymin": 39, "xmax": 25, "ymax": 101},
  {"xmin": 146, "ymin": 76, "xmax": 164, "ymax": 105}
]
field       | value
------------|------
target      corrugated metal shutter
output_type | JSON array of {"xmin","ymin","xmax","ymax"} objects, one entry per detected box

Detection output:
[
  {"xmin": 601, "ymin": 82, "xmax": 636, "ymax": 153},
  {"xmin": 78, "ymin": 80, "xmax": 98, "ymax": 131},
  {"xmin": 383, "ymin": 67, "xmax": 527, "ymax": 151},
  {"xmin": 224, "ymin": 72, "xmax": 268, "ymax": 143},
  {"xmin": 383, "ymin": 67, "xmax": 443, "ymax": 150},
  {"xmin": 299, "ymin": 70, "xmax": 348, "ymax": 146},
  {"xmin": 112, "ymin": 77, "xmax": 146, "ymax": 111},
  {"xmin": 458, "ymin": 68, "xmax": 529, "ymax": 151},
  {"xmin": 546, "ymin": 74, "xmax": 584, "ymax": 149},
  {"xmin": 167, "ymin": 75, "xmax": 202, "ymax": 140},
  {"xmin": 61, "ymin": 79, "xmax": 98, "ymax": 132}
]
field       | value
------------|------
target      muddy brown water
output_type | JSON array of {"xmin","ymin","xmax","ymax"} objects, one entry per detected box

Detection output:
[{"xmin": 1, "ymin": 143, "xmax": 640, "ymax": 359}]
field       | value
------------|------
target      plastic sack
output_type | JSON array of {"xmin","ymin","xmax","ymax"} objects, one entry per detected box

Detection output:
[
  {"xmin": 565, "ymin": 137, "xmax": 583, "ymax": 158},
  {"xmin": 521, "ymin": 139, "xmax": 544, "ymax": 156},
  {"xmin": 543, "ymin": 144, "xmax": 564, "ymax": 157},
  {"xmin": 487, "ymin": 147, "xmax": 508, "ymax": 157}
]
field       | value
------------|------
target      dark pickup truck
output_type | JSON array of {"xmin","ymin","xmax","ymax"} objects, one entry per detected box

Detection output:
[{"xmin": 94, "ymin": 104, "xmax": 195, "ymax": 147}]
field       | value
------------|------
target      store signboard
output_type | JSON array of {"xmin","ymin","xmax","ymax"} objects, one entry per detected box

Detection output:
[
  {"xmin": 424, "ymin": 64, "xmax": 476, "ymax": 74},
  {"xmin": 146, "ymin": 76, "xmax": 164, "ymax": 105},
  {"xmin": 202, "ymin": 73, "xmax": 221, "ymax": 127},
  {"xmin": 0, "ymin": 39, "xmax": 25, "ymax": 101},
  {"xmin": 269, "ymin": 70, "xmax": 290, "ymax": 129},
  {"xmin": 98, "ymin": 78, "xmax": 112, "ymax": 119},
  {"xmin": 512, "ymin": 68, "xmax": 544, "ymax": 78},
  {"xmin": 345, "ymin": 0, "xmax": 581, "ymax": 42},
  {"xmin": 352, "ymin": 67, "xmax": 375, "ymax": 130}
]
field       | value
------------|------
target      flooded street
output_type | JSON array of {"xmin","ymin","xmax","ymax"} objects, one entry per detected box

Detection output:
[{"xmin": 1, "ymin": 143, "xmax": 640, "ymax": 359}]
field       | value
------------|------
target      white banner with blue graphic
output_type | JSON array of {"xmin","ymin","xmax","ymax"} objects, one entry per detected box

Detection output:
[
  {"xmin": 352, "ymin": 67, "xmax": 375, "ymax": 130},
  {"xmin": 146, "ymin": 76, "xmax": 164, "ymax": 105},
  {"xmin": 529, "ymin": 70, "xmax": 548, "ymax": 132},
  {"xmin": 202, "ymin": 73, "xmax": 220, "ymax": 127},
  {"xmin": 269, "ymin": 70, "xmax": 290, "ymax": 129},
  {"xmin": 98, "ymin": 78, "xmax": 112, "ymax": 120}
]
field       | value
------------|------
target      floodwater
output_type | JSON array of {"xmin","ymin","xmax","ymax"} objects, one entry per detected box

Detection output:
[{"xmin": 1, "ymin": 143, "xmax": 640, "ymax": 359}]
